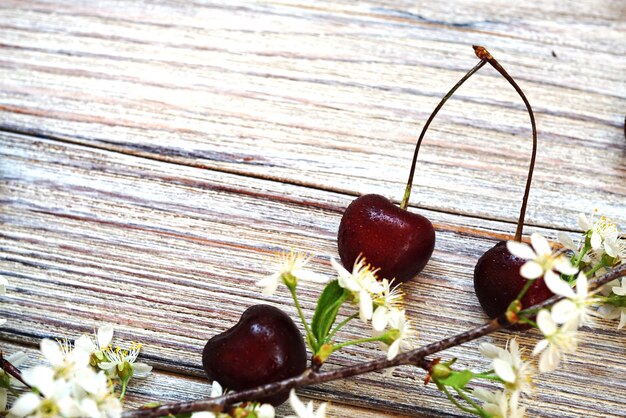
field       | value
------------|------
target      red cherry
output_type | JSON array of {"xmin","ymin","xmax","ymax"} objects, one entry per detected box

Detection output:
[
  {"xmin": 338, "ymin": 194, "xmax": 435, "ymax": 282},
  {"xmin": 202, "ymin": 305, "xmax": 307, "ymax": 406},
  {"xmin": 474, "ymin": 241, "xmax": 553, "ymax": 329}
]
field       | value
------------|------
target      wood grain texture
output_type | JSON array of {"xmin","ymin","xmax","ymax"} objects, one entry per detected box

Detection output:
[
  {"xmin": 0, "ymin": 0, "xmax": 624, "ymax": 232},
  {"xmin": 0, "ymin": 1, "xmax": 625, "ymax": 417},
  {"xmin": 1, "ymin": 133, "xmax": 625, "ymax": 417}
]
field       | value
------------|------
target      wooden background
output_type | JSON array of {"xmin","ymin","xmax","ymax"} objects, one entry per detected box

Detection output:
[{"xmin": 1, "ymin": 1, "xmax": 625, "ymax": 416}]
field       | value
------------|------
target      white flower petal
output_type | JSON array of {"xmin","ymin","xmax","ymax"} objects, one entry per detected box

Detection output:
[
  {"xmin": 604, "ymin": 239, "xmax": 619, "ymax": 258},
  {"xmin": 40, "ymin": 339, "xmax": 64, "ymax": 366},
  {"xmin": 478, "ymin": 342, "xmax": 501, "ymax": 359},
  {"xmin": 387, "ymin": 340, "xmax": 400, "ymax": 360},
  {"xmin": 330, "ymin": 257, "xmax": 350, "ymax": 279},
  {"xmin": 532, "ymin": 339, "xmax": 549, "ymax": 356},
  {"xmin": 132, "ymin": 362, "xmax": 153, "ymax": 378},
  {"xmin": 578, "ymin": 213, "xmax": 592, "ymax": 231},
  {"xmin": 590, "ymin": 231, "xmax": 603, "ymax": 251},
  {"xmin": 575, "ymin": 272, "xmax": 589, "ymax": 299},
  {"xmin": 9, "ymin": 392, "xmax": 41, "ymax": 417},
  {"xmin": 551, "ymin": 300, "xmax": 577, "ymax": 324},
  {"xmin": 539, "ymin": 346, "xmax": 560, "ymax": 373},
  {"xmin": 191, "ymin": 412, "xmax": 216, "ymax": 418},
  {"xmin": 553, "ymin": 257, "xmax": 578, "ymax": 275},
  {"xmin": 315, "ymin": 402, "xmax": 327, "ymax": 418},
  {"xmin": 618, "ymin": 311, "xmax": 626, "ymax": 330},
  {"xmin": 557, "ymin": 232, "xmax": 577, "ymax": 251},
  {"xmin": 74, "ymin": 335, "xmax": 96, "ymax": 354},
  {"xmin": 473, "ymin": 387, "xmax": 498, "ymax": 403},
  {"xmin": 520, "ymin": 261, "xmax": 544, "ymax": 279},
  {"xmin": 561, "ymin": 317, "xmax": 580, "ymax": 334},
  {"xmin": 98, "ymin": 324, "xmax": 114, "ymax": 348},
  {"xmin": 210, "ymin": 381, "xmax": 223, "ymax": 397},
  {"xmin": 536, "ymin": 310, "xmax": 557, "ymax": 337},
  {"xmin": 289, "ymin": 390, "xmax": 308, "ymax": 418},
  {"xmin": 612, "ymin": 279, "xmax": 626, "ymax": 296},
  {"xmin": 493, "ymin": 358, "xmax": 516, "ymax": 383},
  {"xmin": 99, "ymin": 361, "xmax": 116, "ymax": 372},
  {"xmin": 256, "ymin": 273, "xmax": 280, "ymax": 296},
  {"xmin": 359, "ymin": 290, "xmax": 373, "ymax": 322},
  {"xmin": 7, "ymin": 351, "xmax": 27, "ymax": 366},
  {"xmin": 293, "ymin": 269, "xmax": 328, "ymax": 284},
  {"xmin": 256, "ymin": 403, "xmax": 275, "ymax": 418},
  {"xmin": 531, "ymin": 233, "xmax": 552, "ymax": 257},
  {"xmin": 544, "ymin": 271, "xmax": 575, "ymax": 298},
  {"xmin": 372, "ymin": 306, "xmax": 389, "ymax": 332},
  {"xmin": 506, "ymin": 241, "xmax": 536, "ymax": 260}
]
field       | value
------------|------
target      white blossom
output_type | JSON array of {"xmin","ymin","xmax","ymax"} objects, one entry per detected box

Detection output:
[
  {"xmin": 532, "ymin": 310, "xmax": 578, "ymax": 372},
  {"xmin": 506, "ymin": 233, "xmax": 577, "ymax": 282},
  {"xmin": 75, "ymin": 325, "xmax": 114, "ymax": 364},
  {"xmin": 579, "ymin": 213, "xmax": 622, "ymax": 259},
  {"xmin": 285, "ymin": 389, "xmax": 327, "ymax": 418},
  {"xmin": 376, "ymin": 309, "xmax": 415, "ymax": 360},
  {"xmin": 331, "ymin": 257, "xmax": 383, "ymax": 323},
  {"xmin": 547, "ymin": 272, "xmax": 599, "ymax": 326},
  {"xmin": 99, "ymin": 342, "xmax": 152, "ymax": 379},
  {"xmin": 473, "ymin": 388, "xmax": 526, "ymax": 418},
  {"xmin": 371, "ymin": 279, "xmax": 404, "ymax": 331},
  {"xmin": 9, "ymin": 341, "xmax": 121, "ymax": 418},
  {"xmin": 479, "ymin": 339, "xmax": 533, "ymax": 411},
  {"xmin": 256, "ymin": 251, "xmax": 328, "ymax": 295}
]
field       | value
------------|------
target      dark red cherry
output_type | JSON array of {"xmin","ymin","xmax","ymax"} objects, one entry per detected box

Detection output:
[
  {"xmin": 202, "ymin": 304, "xmax": 307, "ymax": 406},
  {"xmin": 473, "ymin": 241, "xmax": 553, "ymax": 329},
  {"xmin": 338, "ymin": 194, "xmax": 436, "ymax": 283}
]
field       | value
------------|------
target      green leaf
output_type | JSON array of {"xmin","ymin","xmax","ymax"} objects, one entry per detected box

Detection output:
[
  {"xmin": 437, "ymin": 370, "xmax": 475, "ymax": 389},
  {"xmin": 310, "ymin": 280, "xmax": 347, "ymax": 350}
]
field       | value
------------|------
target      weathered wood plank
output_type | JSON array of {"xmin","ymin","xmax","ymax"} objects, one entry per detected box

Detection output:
[
  {"xmin": 0, "ymin": 0, "xmax": 624, "ymax": 232},
  {"xmin": 1, "ymin": 133, "xmax": 625, "ymax": 417}
]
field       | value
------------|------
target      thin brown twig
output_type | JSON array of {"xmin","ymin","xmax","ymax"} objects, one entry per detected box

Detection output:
[
  {"xmin": 0, "ymin": 352, "xmax": 31, "ymax": 389},
  {"xmin": 122, "ymin": 264, "xmax": 626, "ymax": 418}
]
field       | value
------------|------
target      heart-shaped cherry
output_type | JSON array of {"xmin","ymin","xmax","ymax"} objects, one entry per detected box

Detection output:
[
  {"xmin": 337, "ymin": 54, "xmax": 490, "ymax": 282},
  {"xmin": 338, "ymin": 194, "xmax": 435, "ymax": 282},
  {"xmin": 202, "ymin": 304, "xmax": 307, "ymax": 406},
  {"xmin": 470, "ymin": 46, "xmax": 548, "ymax": 323}
]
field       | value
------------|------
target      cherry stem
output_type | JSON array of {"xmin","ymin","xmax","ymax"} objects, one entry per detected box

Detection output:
[
  {"xmin": 473, "ymin": 46, "xmax": 537, "ymax": 242},
  {"xmin": 121, "ymin": 264, "xmax": 626, "ymax": 418},
  {"xmin": 400, "ymin": 58, "xmax": 488, "ymax": 210}
]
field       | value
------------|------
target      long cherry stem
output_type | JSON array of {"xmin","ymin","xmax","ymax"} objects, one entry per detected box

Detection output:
[
  {"xmin": 121, "ymin": 264, "xmax": 626, "ymax": 418},
  {"xmin": 473, "ymin": 46, "xmax": 537, "ymax": 242},
  {"xmin": 401, "ymin": 46, "xmax": 537, "ymax": 244},
  {"xmin": 400, "ymin": 59, "xmax": 487, "ymax": 210}
]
